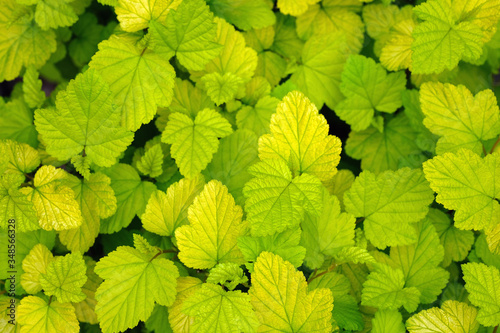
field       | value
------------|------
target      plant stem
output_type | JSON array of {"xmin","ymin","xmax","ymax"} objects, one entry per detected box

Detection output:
[
  {"xmin": 308, "ymin": 263, "xmax": 337, "ymax": 284},
  {"xmin": 490, "ymin": 135, "xmax": 500, "ymax": 154},
  {"xmin": 493, "ymin": 325, "xmax": 498, "ymax": 333}
]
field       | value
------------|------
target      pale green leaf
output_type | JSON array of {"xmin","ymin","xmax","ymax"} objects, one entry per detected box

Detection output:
[
  {"xmin": 20, "ymin": 165, "xmax": 83, "ymax": 231},
  {"xmin": 362, "ymin": 263, "xmax": 421, "ymax": 312},
  {"xmin": 296, "ymin": 1, "xmax": 364, "ymax": 53},
  {"xmin": 335, "ymin": 55, "xmax": 406, "ymax": 132},
  {"xmin": 301, "ymin": 188, "xmax": 356, "ymax": 269},
  {"xmin": 34, "ymin": 0, "xmax": 78, "ymax": 30},
  {"xmin": 94, "ymin": 240, "xmax": 179, "ymax": 333},
  {"xmin": 176, "ymin": 180, "xmax": 246, "ymax": 269},
  {"xmin": 344, "ymin": 168, "xmax": 434, "ymax": 249},
  {"xmin": 73, "ymin": 258, "xmax": 102, "ymax": 325},
  {"xmin": 290, "ymin": 32, "xmax": 349, "ymax": 109},
  {"xmin": 148, "ymin": 0, "xmax": 222, "ymax": 70},
  {"xmin": 90, "ymin": 35, "xmax": 175, "ymax": 131},
  {"xmin": 201, "ymin": 72, "xmax": 243, "ymax": 105},
  {"xmin": 23, "ymin": 66, "xmax": 45, "ymax": 108},
  {"xmin": 115, "ymin": 0, "xmax": 180, "ymax": 32},
  {"xmin": 411, "ymin": 0, "xmax": 484, "ymax": 74},
  {"xmin": 40, "ymin": 252, "xmax": 87, "ymax": 303},
  {"xmin": 428, "ymin": 208, "xmax": 474, "ymax": 267},
  {"xmin": 238, "ymin": 227, "xmax": 306, "ymax": 270},
  {"xmin": 372, "ymin": 310, "xmax": 405, "ymax": 333},
  {"xmin": 141, "ymin": 174, "xmax": 204, "ymax": 237},
  {"xmin": 182, "ymin": 283, "xmax": 258, "ymax": 333},
  {"xmin": 277, "ymin": 0, "xmax": 320, "ymax": 16},
  {"xmin": 0, "ymin": 140, "xmax": 40, "ymax": 176},
  {"xmin": 331, "ymin": 294, "xmax": 364, "ymax": 331},
  {"xmin": 420, "ymin": 82, "xmax": 500, "ymax": 155},
  {"xmin": 162, "ymin": 109, "xmax": 232, "ymax": 179},
  {"xmin": 462, "ymin": 262, "xmax": 500, "ymax": 326},
  {"xmin": 250, "ymin": 252, "xmax": 333, "ymax": 332},
  {"xmin": 259, "ymin": 91, "xmax": 342, "ymax": 183},
  {"xmin": 207, "ymin": 263, "xmax": 248, "ymax": 291},
  {"xmin": 208, "ymin": 0, "xmax": 276, "ymax": 31},
  {"xmin": 21, "ymin": 243, "xmax": 54, "ymax": 294},
  {"xmin": 406, "ymin": 300, "xmax": 479, "ymax": 333},
  {"xmin": 190, "ymin": 18, "xmax": 257, "ymax": 92},
  {"xmin": 423, "ymin": 149, "xmax": 500, "ymax": 232},
  {"xmin": 36, "ymin": 69, "xmax": 134, "ymax": 167},
  {"xmin": 0, "ymin": 1, "xmax": 56, "ymax": 82},
  {"xmin": 168, "ymin": 277, "xmax": 202, "ymax": 333},
  {"xmin": 243, "ymin": 158, "xmax": 323, "ymax": 237},
  {"xmin": 136, "ymin": 144, "xmax": 164, "ymax": 178},
  {"xmin": 17, "ymin": 296, "xmax": 79, "ymax": 333},
  {"xmin": 388, "ymin": 218, "xmax": 449, "ymax": 304},
  {"xmin": 59, "ymin": 173, "xmax": 117, "ymax": 252}
]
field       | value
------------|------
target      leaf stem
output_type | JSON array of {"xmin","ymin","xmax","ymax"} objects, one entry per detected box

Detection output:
[
  {"xmin": 493, "ymin": 325, "xmax": 498, "ymax": 333},
  {"xmin": 489, "ymin": 135, "xmax": 500, "ymax": 154},
  {"xmin": 308, "ymin": 263, "xmax": 337, "ymax": 284}
]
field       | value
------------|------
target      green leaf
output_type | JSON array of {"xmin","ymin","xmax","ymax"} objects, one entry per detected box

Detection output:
[
  {"xmin": 17, "ymin": 296, "xmax": 79, "ymax": 333},
  {"xmin": 23, "ymin": 66, "xmax": 45, "ymax": 108},
  {"xmin": 73, "ymin": 257, "xmax": 102, "ymax": 325},
  {"xmin": 145, "ymin": 305, "xmax": 172, "ymax": 333},
  {"xmin": 344, "ymin": 168, "xmax": 434, "ymax": 249},
  {"xmin": 0, "ymin": 1, "xmax": 56, "ymax": 82},
  {"xmin": 387, "ymin": 218, "xmax": 449, "ymax": 304},
  {"xmin": 36, "ymin": 69, "xmax": 134, "ymax": 168},
  {"xmin": 259, "ymin": 91, "xmax": 342, "ymax": 183},
  {"xmin": 331, "ymin": 294, "xmax": 364, "ymax": 331},
  {"xmin": 345, "ymin": 113, "xmax": 420, "ymax": 174},
  {"xmin": 429, "ymin": 208, "xmax": 474, "ymax": 267},
  {"xmin": 69, "ymin": 13, "xmax": 105, "ymax": 67},
  {"xmin": 419, "ymin": 82, "xmax": 500, "ymax": 155},
  {"xmin": 136, "ymin": 144, "xmax": 164, "ymax": 178},
  {"xmin": 335, "ymin": 55, "xmax": 406, "ymax": 132},
  {"xmin": 206, "ymin": 263, "xmax": 248, "ymax": 291},
  {"xmin": 94, "ymin": 239, "xmax": 179, "ymax": 333},
  {"xmin": 301, "ymin": 188, "xmax": 356, "ymax": 269},
  {"xmin": 34, "ymin": 0, "xmax": 78, "ymax": 30},
  {"xmin": 296, "ymin": 1, "xmax": 364, "ymax": 53},
  {"xmin": 0, "ymin": 140, "xmax": 40, "ymax": 176},
  {"xmin": 277, "ymin": 0, "xmax": 319, "ymax": 16},
  {"xmin": 148, "ymin": 0, "xmax": 222, "ymax": 71},
  {"xmin": 250, "ymin": 252, "xmax": 333, "ymax": 332},
  {"xmin": 21, "ymin": 243, "xmax": 54, "ymax": 294},
  {"xmin": 21, "ymin": 165, "xmax": 83, "ymax": 231},
  {"xmin": 238, "ymin": 227, "xmax": 306, "ymax": 270},
  {"xmin": 208, "ymin": 0, "xmax": 276, "ymax": 31},
  {"xmin": 167, "ymin": 277, "xmax": 202, "ymax": 333},
  {"xmin": 201, "ymin": 72, "xmax": 243, "ymax": 105},
  {"xmin": 462, "ymin": 262, "xmax": 500, "ymax": 326},
  {"xmin": 162, "ymin": 109, "xmax": 232, "ymax": 179},
  {"xmin": 406, "ymin": 300, "xmax": 479, "ymax": 333},
  {"xmin": 202, "ymin": 129, "xmax": 259, "ymax": 206},
  {"xmin": 190, "ymin": 18, "xmax": 257, "ymax": 93},
  {"xmin": 0, "ymin": 99, "xmax": 38, "ymax": 147},
  {"xmin": 290, "ymin": 32, "xmax": 350, "ymax": 109},
  {"xmin": 182, "ymin": 283, "xmax": 258, "ymax": 333},
  {"xmin": 243, "ymin": 158, "xmax": 323, "ymax": 237},
  {"xmin": 423, "ymin": 149, "xmax": 500, "ymax": 236},
  {"xmin": 362, "ymin": 263, "xmax": 421, "ymax": 312},
  {"xmin": 236, "ymin": 96, "xmax": 279, "ymax": 136},
  {"xmin": 100, "ymin": 164, "xmax": 156, "ymax": 234},
  {"xmin": 39, "ymin": 251, "xmax": 87, "ymax": 303},
  {"xmin": 372, "ymin": 309, "xmax": 406, "ymax": 333},
  {"xmin": 176, "ymin": 180, "xmax": 247, "ymax": 269},
  {"xmin": 90, "ymin": 35, "xmax": 175, "ymax": 131},
  {"xmin": 59, "ymin": 173, "xmax": 117, "ymax": 252},
  {"xmin": 115, "ymin": 0, "xmax": 180, "ymax": 32},
  {"xmin": 141, "ymin": 174, "xmax": 204, "ymax": 237},
  {"xmin": 411, "ymin": 0, "xmax": 485, "ymax": 74}
]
